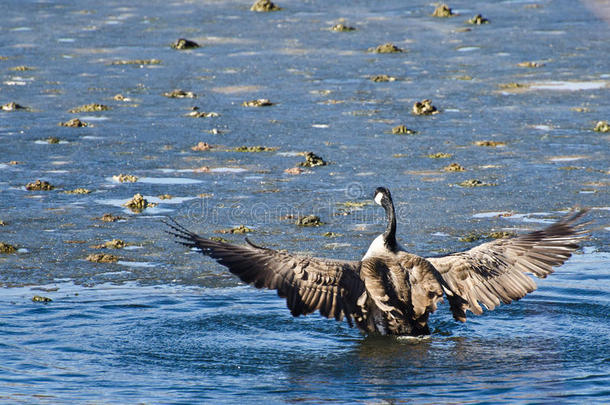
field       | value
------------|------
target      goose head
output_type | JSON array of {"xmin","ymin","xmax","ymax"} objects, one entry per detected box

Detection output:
[{"xmin": 374, "ymin": 186, "xmax": 392, "ymax": 207}]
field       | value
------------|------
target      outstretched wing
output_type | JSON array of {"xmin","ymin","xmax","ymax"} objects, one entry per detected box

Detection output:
[
  {"xmin": 165, "ymin": 219, "xmax": 365, "ymax": 326},
  {"xmin": 427, "ymin": 210, "xmax": 589, "ymax": 316}
]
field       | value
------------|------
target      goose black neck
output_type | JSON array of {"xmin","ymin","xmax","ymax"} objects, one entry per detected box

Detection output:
[{"xmin": 382, "ymin": 196, "xmax": 397, "ymax": 251}]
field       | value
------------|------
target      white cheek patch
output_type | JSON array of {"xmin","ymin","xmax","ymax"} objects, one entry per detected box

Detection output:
[{"xmin": 374, "ymin": 192, "xmax": 383, "ymax": 205}]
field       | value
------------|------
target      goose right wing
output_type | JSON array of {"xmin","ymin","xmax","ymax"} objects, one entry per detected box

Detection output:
[
  {"xmin": 427, "ymin": 210, "xmax": 589, "ymax": 317},
  {"xmin": 165, "ymin": 219, "xmax": 365, "ymax": 326}
]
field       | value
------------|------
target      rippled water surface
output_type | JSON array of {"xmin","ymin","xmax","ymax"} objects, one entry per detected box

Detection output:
[{"xmin": 1, "ymin": 0, "xmax": 609, "ymax": 403}]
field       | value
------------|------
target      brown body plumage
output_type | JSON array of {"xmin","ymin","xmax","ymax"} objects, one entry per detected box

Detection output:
[{"xmin": 165, "ymin": 188, "xmax": 588, "ymax": 336}]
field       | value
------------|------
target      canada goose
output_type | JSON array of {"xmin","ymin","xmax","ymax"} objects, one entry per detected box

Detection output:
[{"xmin": 165, "ymin": 187, "xmax": 588, "ymax": 336}]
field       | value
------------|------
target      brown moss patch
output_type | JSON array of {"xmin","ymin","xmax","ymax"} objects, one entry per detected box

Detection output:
[
  {"xmin": 185, "ymin": 110, "xmax": 219, "ymax": 118},
  {"xmin": 92, "ymin": 239, "xmax": 126, "ymax": 249},
  {"xmin": 487, "ymin": 231, "xmax": 516, "ymax": 239},
  {"xmin": 371, "ymin": 43, "xmax": 404, "ymax": 53},
  {"xmin": 251, "ymin": 0, "xmax": 281, "ymax": 12},
  {"xmin": 242, "ymin": 98, "xmax": 273, "ymax": 107},
  {"xmin": 323, "ymin": 232, "xmax": 343, "ymax": 237},
  {"xmin": 331, "ymin": 23, "xmax": 355, "ymax": 32},
  {"xmin": 296, "ymin": 215, "xmax": 324, "ymax": 227},
  {"xmin": 299, "ymin": 152, "xmax": 327, "ymax": 167},
  {"xmin": 498, "ymin": 82, "xmax": 526, "ymax": 89},
  {"xmin": 571, "ymin": 107, "xmax": 591, "ymax": 113},
  {"xmin": 459, "ymin": 233, "xmax": 482, "ymax": 243},
  {"xmin": 2, "ymin": 102, "xmax": 27, "ymax": 111},
  {"xmin": 32, "ymin": 295, "xmax": 52, "ymax": 303},
  {"xmin": 216, "ymin": 225, "xmax": 254, "ymax": 234},
  {"xmin": 10, "ymin": 65, "xmax": 34, "ymax": 71},
  {"xmin": 69, "ymin": 103, "xmax": 109, "ymax": 113},
  {"xmin": 123, "ymin": 193, "xmax": 156, "ymax": 213},
  {"xmin": 26, "ymin": 180, "xmax": 55, "ymax": 191},
  {"xmin": 338, "ymin": 201, "xmax": 369, "ymax": 208},
  {"xmin": 171, "ymin": 38, "xmax": 200, "ymax": 50},
  {"xmin": 593, "ymin": 121, "xmax": 609, "ymax": 132},
  {"xmin": 95, "ymin": 213, "xmax": 125, "ymax": 222},
  {"xmin": 0, "ymin": 242, "xmax": 17, "ymax": 254},
  {"xmin": 412, "ymin": 99, "xmax": 438, "ymax": 115},
  {"xmin": 63, "ymin": 188, "xmax": 91, "ymax": 194},
  {"xmin": 457, "ymin": 179, "xmax": 497, "ymax": 187},
  {"xmin": 232, "ymin": 145, "xmax": 278, "ymax": 152},
  {"xmin": 460, "ymin": 230, "xmax": 516, "ymax": 242},
  {"xmin": 391, "ymin": 125, "xmax": 417, "ymax": 135},
  {"xmin": 163, "ymin": 89, "xmax": 196, "ymax": 98},
  {"xmin": 113, "ymin": 174, "xmax": 138, "ymax": 183},
  {"xmin": 443, "ymin": 163, "xmax": 466, "ymax": 172},
  {"xmin": 474, "ymin": 140, "xmax": 506, "ymax": 147},
  {"xmin": 86, "ymin": 253, "xmax": 119, "ymax": 263},
  {"xmin": 466, "ymin": 14, "xmax": 489, "ymax": 24},
  {"xmin": 371, "ymin": 74, "xmax": 396, "ymax": 82},
  {"xmin": 517, "ymin": 61, "xmax": 544, "ymax": 68},
  {"xmin": 427, "ymin": 152, "xmax": 452, "ymax": 159},
  {"xmin": 191, "ymin": 142, "xmax": 212, "ymax": 151},
  {"xmin": 432, "ymin": 4, "xmax": 454, "ymax": 17},
  {"xmin": 59, "ymin": 118, "xmax": 89, "ymax": 127}
]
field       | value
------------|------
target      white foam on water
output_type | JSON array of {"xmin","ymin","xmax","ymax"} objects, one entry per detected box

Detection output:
[
  {"xmin": 529, "ymin": 81, "xmax": 607, "ymax": 91},
  {"xmin": 431, "ymin": 232, "xmax": 450, "ymax": 237},
  {"xmin": 80, "ymin": 115, "xmax": 110, "ymax": 121},
  {"xmin": 210, "ymin": 167, "xmax": 247, "ymax": 173},
  {"xmin": 137, "ymin": 177, "xmax": 203, "ymax": 185},
  {"xmin": 456, "ymin": 46, "xmax": 480, "ymax": 52},
  {"xmin": 35, "ymin": 140, "xmax": 69, "ymax": 144},
  {"xmin": 472, "ymin": 211, "xmax": 512, "ymax": 218},
  {"xmin": 117, "ymin": 261, "xmax": 157, "ymax": 268},
  {"xmin": 548, "ymin": 156, "xmax": 586, "ymax": 162}
]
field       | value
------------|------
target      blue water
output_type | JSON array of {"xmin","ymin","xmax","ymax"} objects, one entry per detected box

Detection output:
[
  {"xmin": 1, "ymin": 251, "xmax": 609, "ymax": 403},
  {"xmin": 1, "ymin": 0, "xmax": 609, "ymax": 403}
]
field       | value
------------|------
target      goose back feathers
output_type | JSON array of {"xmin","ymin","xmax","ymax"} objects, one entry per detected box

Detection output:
[{"xmin": 165, "ymin": 197, "xmax": 588, "ymax": 336}]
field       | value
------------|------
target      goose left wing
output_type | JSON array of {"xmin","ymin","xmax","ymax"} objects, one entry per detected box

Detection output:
[
  {"xmin": 427, "ymin": 209, "xmax": 589, "ymax": 317},
  {"xmin": 164, "ymin": 219, "xmax": 365, "ymax": 326}
]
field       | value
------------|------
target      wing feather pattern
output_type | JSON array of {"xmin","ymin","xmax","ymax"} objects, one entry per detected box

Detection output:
[
  {"xmin": 164, "ymin": 219, "xmax": 365, "ymax": 326},
  {"xmin": 357, "ymin": 253, "xmax": 463, "ymax": 335},
  {"xmin": 427, "ymin": 210, "xmax": 589, "ymax": 316}
]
